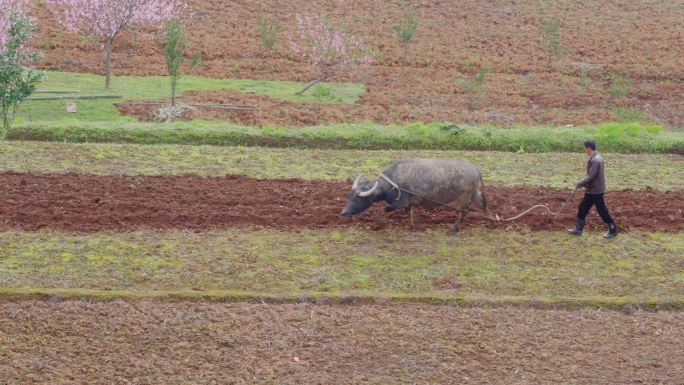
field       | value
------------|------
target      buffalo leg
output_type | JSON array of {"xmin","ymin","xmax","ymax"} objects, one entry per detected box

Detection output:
[
  {"xmin": 452, "ymin": 209, "xmax": 467, "ymax": 233},
  {"xmin": 406, "ymin": 206, "xmax": 414, "ymax": 230}
]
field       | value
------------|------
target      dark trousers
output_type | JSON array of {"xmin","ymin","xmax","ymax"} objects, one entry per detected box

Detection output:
[{"xmin": 577, "ymin": 193, "xmax": 615, "ymax": 224}]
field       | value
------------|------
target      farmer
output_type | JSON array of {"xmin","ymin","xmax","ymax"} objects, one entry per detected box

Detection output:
[{"xmin": 568, "ymin": 140, "xmax": 618, "ymax": 238}]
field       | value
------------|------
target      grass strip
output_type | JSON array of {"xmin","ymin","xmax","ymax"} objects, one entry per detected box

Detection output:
[
  {"xmin": 9, "ymin": 72, "xmax": 683, "ymax": 154},
  {"xmin": 0, "ymin": 288, "xmax": 681, "ymax": 311},
  {"xmin": 0, "ymin": 141, "xmax": 681, "ymax": 190},
  {"xmin": 0, "ymin": 229, "xmax": 681, "ymax": 308},
  {"xmin": 9, "ymin": 120, "xmax": 684, "ymax": 155}
]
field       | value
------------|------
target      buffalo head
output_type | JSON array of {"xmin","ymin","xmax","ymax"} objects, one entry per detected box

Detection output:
[{"xmin": 341, "ymin": 174, "xmax": 381, "ymax": 218}]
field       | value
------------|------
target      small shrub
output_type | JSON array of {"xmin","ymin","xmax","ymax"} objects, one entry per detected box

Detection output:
[
  {"xmin": 163, "ymin": 18, "xmax": 186, "ymax": 106},
  {"xmin": 540, "ymin": 17, "xmax": 570, "ymax": 71},
  {"xmin": 189, "ymin": 52, "xmax": 202, "ymax": 69},
  {"xmin": 456, "ymin": 66, "xmax": 489, "ymax": 110},
  {"xmin": 609, "ymin": 72, "xmax": 632, "ymax": 101},
  {"xmin": 393, "ymin": 7, "xmax": 419, "ymax": 69},
  {"xmin": 257, "ymin": 12, "xmax": 280, "ymax": 53}
]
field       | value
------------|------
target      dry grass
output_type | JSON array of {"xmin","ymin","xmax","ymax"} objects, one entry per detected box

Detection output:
[
  {"xmin": 1, "ymin": 141, "xmax": 682, "ymax": 190},
  {"xmin": 1, "ymin": 301, "xmax": 683, "ymax": 384},
  {"xmin": 1, "ymin": 229, "xmax": 681, "ymax": 308}
]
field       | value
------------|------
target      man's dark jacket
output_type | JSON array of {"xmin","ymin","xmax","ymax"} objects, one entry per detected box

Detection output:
[{"xmin": 579, "ymin": 153, "xmax": 606, "ymax": 194}]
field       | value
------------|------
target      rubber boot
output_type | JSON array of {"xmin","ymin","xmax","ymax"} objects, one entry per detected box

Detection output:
[
  {"xmin": 604, "ymin": 223, "xmax": 618, "ymax": 239},
  {"xmin": 568, "ymin": 219, "xmax": 585, "ymax": 236}
]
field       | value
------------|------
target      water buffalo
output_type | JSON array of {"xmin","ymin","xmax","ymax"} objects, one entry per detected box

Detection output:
[{"xmin": 341, "ymin": 158, "xmax": 490, "ymax": 231}]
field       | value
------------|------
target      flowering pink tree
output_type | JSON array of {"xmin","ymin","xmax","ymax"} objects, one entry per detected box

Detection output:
[
  {"xmin": 47, "ymin": 0, "xmax": 184, "ymax": 88},
  {"xmin": 290, "ymin": 14, "xmax": 372, "ymax": 95},
  {"xmin": 0, "ymin": 0, "xmax": 29, "ymax": 52}
]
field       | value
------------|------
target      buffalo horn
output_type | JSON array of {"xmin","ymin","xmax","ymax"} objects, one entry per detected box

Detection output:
[
  {"xmin": 359, "ymin": 181, "xmax": 379, "ymax": 197},
  {"xmin": 352, "ymin": 173, "xmax": 364, "ymax": 189}
]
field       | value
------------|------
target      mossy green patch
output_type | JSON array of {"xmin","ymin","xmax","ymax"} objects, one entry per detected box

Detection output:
[
  {"xmin": 0, "ymin": 229, "xmax": 681, "ymax": 306},
  {"xmin": 0, "ymin": 141, "xmax": 681, "ymax": 190}
]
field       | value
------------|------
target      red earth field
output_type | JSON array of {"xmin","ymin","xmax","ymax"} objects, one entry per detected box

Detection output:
[
  {"xmin": 1, "ymin": 301, "xmax": 683, "ymax": 384},
  {"xmin": 1, "ymin": 172, "xmax": 681, "ymax": 232},
  {"xmin": 6, "ymin": 3, "xmax": 684, "ymax": 383},
  {"xmin": 31, "ymin": 0, "xmax": 684, "ymax": 128}
]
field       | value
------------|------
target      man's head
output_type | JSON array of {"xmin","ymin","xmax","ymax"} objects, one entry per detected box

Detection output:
[{"xmin": 583, "ymin": 140, "xmax": 597, "ymax": 156}]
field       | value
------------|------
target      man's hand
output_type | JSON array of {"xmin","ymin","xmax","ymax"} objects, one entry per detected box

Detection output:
[{"xmin": 575, "ymin": 180, "xmax": 585, "ymax": 188}]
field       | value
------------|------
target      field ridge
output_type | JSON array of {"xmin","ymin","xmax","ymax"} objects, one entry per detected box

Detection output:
[{"xmin": 2, "ymin": 288, "xmax": 683, "ymax": 311}]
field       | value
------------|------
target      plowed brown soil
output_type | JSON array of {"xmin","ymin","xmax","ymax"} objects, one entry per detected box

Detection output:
[
  {"xmin": 2, "ymin": 301, "xmax": 683, "ymax": 384},
  {"xmin": 117, "ymin": 80, "xmax": 684, "ymax": 129},
  {"xmin": 32, "ymin": 0, "xmax": 684, "ymax": 128},
  {"xmin": 1, "ymin": 172, "xmax": 681, "ymax": 232}
]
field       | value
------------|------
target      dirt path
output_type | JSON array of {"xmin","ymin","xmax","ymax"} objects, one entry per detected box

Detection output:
[
  {"xmin": 1, "ymin": 300, "xmax": 682, "ymax": 384},
  {"xmin": 1, "ymin": 172, "xmax": 681, "ymax": 232}
]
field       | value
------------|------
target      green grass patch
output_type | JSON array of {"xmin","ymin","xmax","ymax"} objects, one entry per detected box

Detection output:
[
  {"xmin": 8, "ymin": 120, "xmax": 684, "ymax": 154},
  {"xmin": 0, "ymin": 229, "xmax": 681, "ymax": 308},
  {"xmin": 8, "ymin": 72, "xmax": 683, "ymax": 154},
  {"xmin": 0, "ymin": 141, "xmax": 681, "ymax": 190},
  {"xmin": 15, "ymin": 71, "xmax": 365, "ymax": 123}
]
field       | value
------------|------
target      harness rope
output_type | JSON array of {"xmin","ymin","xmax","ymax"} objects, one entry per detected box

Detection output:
[{"xmin": 377, "ymin": 173, "xmax": 579, "ymax": 222}]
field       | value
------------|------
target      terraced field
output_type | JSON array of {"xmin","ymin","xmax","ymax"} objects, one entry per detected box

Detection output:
[
  {"xmin": 1, "ymin": 141, "xmax": 683, "ymax": 383},
  {"xmin": 2, "ymin": 0, "xmax": 683, "ymax": 383},
  {"xmin": 31, "ymin": 0, "xmax": 684, "ymax": 127},
  {"xmin": 2, "ymin": 302, "xmax": 683, "ymax": 384}
]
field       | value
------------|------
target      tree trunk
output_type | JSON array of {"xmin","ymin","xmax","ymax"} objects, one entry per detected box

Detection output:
[
  {"xmin": 171, "ymin": 76, "xmax": 177, "ymax": 106},
  {"xmin": 402, "ymin": 44, "xmax": 408, "ymax": 69},
  {"xmin": 105, "ymin": 38, "xmax": 114, "ymax": 89},
  {"xmin": 1, "ymin": 107, "xmax": 10, "ymax": 140},
  {"xmin": 297, "ymin": 76, "xmax": 325, "ymax": 95},
  {"xmin": 297, "ymin": 70, "xmax": 338, "ymax": 95}
]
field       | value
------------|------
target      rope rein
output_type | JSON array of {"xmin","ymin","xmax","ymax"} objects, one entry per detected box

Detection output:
[
  {"xmin": 495, "ymin": 187, "xmax": 578, "ymax": 222},
  {"xmin": 376, "ymin": 174, "xmax": 579, "ymax": 222}
]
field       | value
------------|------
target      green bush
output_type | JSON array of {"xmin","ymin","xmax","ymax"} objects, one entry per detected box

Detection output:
[{"xmin": 0, "ymin": 14, "xmax": 44, "ymax": 137}]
